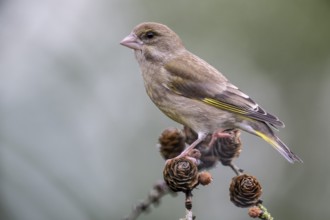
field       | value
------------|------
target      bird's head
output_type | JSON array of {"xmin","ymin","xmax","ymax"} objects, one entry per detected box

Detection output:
[{"xmin": 120, "ymin": 22, "xmax": 184, "ymax": 62}]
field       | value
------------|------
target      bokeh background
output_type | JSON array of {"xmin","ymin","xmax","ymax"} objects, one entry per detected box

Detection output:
[{"xmin": 1, "ymin": 0, "xmax": 330, "ymax": 219}]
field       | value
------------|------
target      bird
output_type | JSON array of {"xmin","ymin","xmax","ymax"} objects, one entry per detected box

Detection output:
[{"xmin": 120, "ymin": 22, "xmax": 302, "ymax": 163}]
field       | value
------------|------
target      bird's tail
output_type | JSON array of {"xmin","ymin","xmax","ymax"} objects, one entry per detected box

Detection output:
[{"xmin": 238, "ymin": 121, "xmax": 303, "ymax": 163}]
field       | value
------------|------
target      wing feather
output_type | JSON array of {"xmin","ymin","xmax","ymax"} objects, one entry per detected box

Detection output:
[{"xmin": 164, "ymin": 54, "xmax": 284, "ymax": 128}]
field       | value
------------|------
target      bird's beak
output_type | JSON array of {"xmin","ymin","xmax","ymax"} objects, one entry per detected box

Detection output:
[{"xmin": 120, "ymin": 33, "xmax": 143, "ymax": 50}]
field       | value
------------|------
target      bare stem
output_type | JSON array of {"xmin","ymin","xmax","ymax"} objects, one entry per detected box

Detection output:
[
  {"xmin": 180, "ymin": 191, "xmax": 195, "ymax": 220},
  {"xmin": 123, "ymin": 180, "xmax": 172, "ymax": 220},
  {"xmin": 229, "ymin": 163, "xmax": 244, "ymax": 176},
  {"xmin": 258, "ymin": 203, "xmax": 274, "ymax": 220}
]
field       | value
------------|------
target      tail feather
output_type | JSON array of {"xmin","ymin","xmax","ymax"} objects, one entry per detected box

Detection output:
[
  {"xmin": 238, "ymin": 121, "xmax": 303, "ymax": 163},
  {"xmin": 255, "ymin": 131, "xmax": 303, "ymax": 163}
]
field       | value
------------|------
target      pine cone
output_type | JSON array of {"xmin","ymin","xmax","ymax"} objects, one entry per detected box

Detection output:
[
  {"xmin": 183, "ymin": 126, "xmax": 216, "ymax": 169},
  {"xmin": 183, "ymin": 126, "xmax": 198, "ymax": 145},
  {"xmin": 229, "ymin": 174, "xmax": 262, "ymax": 208},
  {"xmin": 183, "ymin": 126, "xmax": 242, "ymax": 170},
  {"xmin": 163, "ymin": 157, "xmax": 199, "ymax": 193},
  {"xmin": 159, "ymin": 128, "xmax": 186, "ymax": 159},
  {"xmin": 212, "ymin": 129, "xmax": 242, "ymax": 166}
]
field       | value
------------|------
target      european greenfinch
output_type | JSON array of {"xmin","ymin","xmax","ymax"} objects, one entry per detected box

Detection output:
[{"xmin": 120, "ymin": 22, "xmax": 302, "ymax": 163}]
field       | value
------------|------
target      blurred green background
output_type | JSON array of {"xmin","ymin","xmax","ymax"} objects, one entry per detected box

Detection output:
[{"xmin": 1, "ymin": 0, "xmax": 330, "ymax": 219}]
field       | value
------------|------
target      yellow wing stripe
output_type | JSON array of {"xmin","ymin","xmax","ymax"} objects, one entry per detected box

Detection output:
[
  {"xmin": 202, "ymin": 98, "xmax": 248, "ymax": 114},
  {"xmin": 255, "ymin": 131, "xmax": 284, "ymax": 156},
  {"xmin": 255, "ymin": 131, "xmax": 275, "ymax": 146}
]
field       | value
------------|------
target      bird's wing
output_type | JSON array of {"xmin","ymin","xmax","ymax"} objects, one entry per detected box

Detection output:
[{"xmin": 164, "ymin": 55, "xmax": 284, "ymax": 128}]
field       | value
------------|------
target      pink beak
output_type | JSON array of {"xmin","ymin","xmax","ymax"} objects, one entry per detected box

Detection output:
[{"xmin": 120, "ymin": 33, "xmax": 143, "ymax": 50}]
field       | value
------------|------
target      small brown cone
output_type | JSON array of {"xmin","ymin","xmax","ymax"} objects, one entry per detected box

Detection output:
[
  {"xmin": 183, "ymin": 127, "xmax": 242, "ymax": 170},
  {"xmin": 198, "ymin": 171, "xmax": 213, "ymax": 186},
  {"xmin": 212, "ymin": 129, "xmax": 242, "ymax": 166},
  {"xmin": 163, "ymin": 157, "xmax": 199, "ymax": 193},
  {"xmin": 229, "ymin": 174, "xmax": 262, "ymax": 208},
  {"xmin": 159, "ymin": 128, "xmax": 186, "ymax": 159},
  {"xmin": 183, "ymin": 126, "xmax": 198, "ymax": 145},
  {"xmin": 183, "ymin": 126, "xmax": 217, "ymax": 169}
]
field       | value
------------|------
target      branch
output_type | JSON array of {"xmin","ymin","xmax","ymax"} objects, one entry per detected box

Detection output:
[
  {"xmin": 123, "ymin": 180, "xmax": 173, "ymax": 220},
  {"xmin": 124, "ymin": 126, "xmax": 277, "ymax": 219},
  {"xmin": 181, "ymin": 191, "xmax": 194, "ymax": 220}
]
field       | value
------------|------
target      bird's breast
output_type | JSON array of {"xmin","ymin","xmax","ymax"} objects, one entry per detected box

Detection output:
[{"xmin": 139, "ymin": 60, "xmax": 237, "ymax": 134}]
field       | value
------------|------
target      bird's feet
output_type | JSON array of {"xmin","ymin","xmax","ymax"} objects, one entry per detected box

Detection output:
[
  {"xmin": 177, "ymin": 134, "xmax": 207, "ymax": 158},
  {"xmin": 208, "ymin": 130, "xmax": 232, "ymax": 147}
]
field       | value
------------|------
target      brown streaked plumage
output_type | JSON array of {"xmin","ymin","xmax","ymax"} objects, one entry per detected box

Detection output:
[{"xmin": 120, "ymin": 22, "xmax": 302, "ymax": 163}]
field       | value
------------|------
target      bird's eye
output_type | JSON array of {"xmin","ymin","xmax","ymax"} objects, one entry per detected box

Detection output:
[{"xmin": 145, "ymin": 31, "xmax": 155, "ymax": 39}]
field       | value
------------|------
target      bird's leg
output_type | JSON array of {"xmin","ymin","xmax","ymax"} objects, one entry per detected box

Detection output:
[
  {"xmin": 177, "ymin": 133, "xmax": 207, "ymax": 158},
  {"xmin": 208, "ymin": 130, "xmax": 232, "ymax": 147}
]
